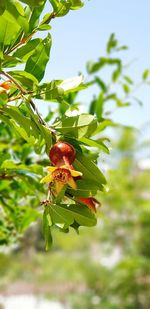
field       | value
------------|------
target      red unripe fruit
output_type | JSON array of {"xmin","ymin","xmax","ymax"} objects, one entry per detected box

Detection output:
[{"xmin": 49, "ymin": 141, "xmax": 76, "ymax": 167}]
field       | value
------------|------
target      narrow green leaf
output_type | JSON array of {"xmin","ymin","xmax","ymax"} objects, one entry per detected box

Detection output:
[
  {"xmin": 25, "ymin": 33, "xmax": 52, "ymax": 81},
  {"xmin": 34, "ymin": 80, "xmax": 63, "ymax": 102},
  {"xmin": 13, "ymin": 38, "xmax": 41, "ymax": 62},
  {"xmin": 124, "ymin": 75, "xmax": 133, "ymax": 84},
  {"xmin": 142, "ymin": 69, "xmax": 149, "ymax": 80},
  {"xmin": 0, "ymin": 10, "xmax": 21, "ymax": 49},
  {"xmin": 49, "ymin": 204, "xmax": 74, "ymax": 228},
  {"xmin": 3, "ymin": 106, "xmax": 31, "ymax": 135},
  {"xmin": 73, "ymin": 151, "xmax": 106, "ymax": 187},
  {"xmin": 9, "ymin": 70, "xmax": 38, "ymax": 89},
  {"xmin": 43, "ymin": 207, "xmax": 52, "ymax": 251},
  {"xmin": 0, "ymin": 93, "xmax": 8, "ymax": 106},
  {"xmin": 67, "ymin": 179, "xmax": 100, "ymax": 197},
  {"xmin": 28, "ymin": 1, "xmax": 46, "ymax": 32},
  {"xmin": 19, "ymin": 0, "xmax": 46, "ymax": 7},
  {"xmin": 54, "ymin": 114, "xmax": 97, "ymax": 138},
  {"xmin": 68, "ymin": 204, "xmax": 97, "ymax": 226},
  {"xmin": 79, "ymin": 137, "xmax": 110, "ymax": 154},
  {"xmin": 3, "ymin": 55, "xmax": 22, "ymax": 68},
  {"xmin": 0, "ymin": 0, "xmax": 5, "ymax": 15},
  {"xmin": 106, "ymin": 33, "xmax": 118, "ymax": 54},
  {"xmin": 38, "ymin": 24, "xmax": 51, "ymax": 31},
  {"xmin": 10, "ymin": 119, "xmax": 29, "ymax": 140},
  {"xmin": 49, "ymin": 203, "xmax": 96, "ymax": 228},
  {"xmin": 93, "ymin": 119, "xmax": 118, "ymax": 135},
  {"xmin": 5, "ymin": 0, "xmax": 29, "ymax": 33},
  {"xmin": 123, "ymin": 83, "xmax": 130, "ymax": 94}
]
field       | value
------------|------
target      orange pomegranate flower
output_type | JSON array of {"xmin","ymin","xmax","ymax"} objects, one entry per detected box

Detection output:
[
  {"xmin": 77, "ymin": 197, "xmax": 101, "ymax": 212},
  {"xmin": 41, "ymin": 165, "xmax": 82, "ymax": 194},
  {"xmin": 0, "ymin": 80, "xmax": 12, "ymax": 93}
]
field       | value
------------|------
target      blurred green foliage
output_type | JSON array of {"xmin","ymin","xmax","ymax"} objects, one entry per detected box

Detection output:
[{"xmin": 0, "ymin": 127, "xmax": 149, "ymax": 309}]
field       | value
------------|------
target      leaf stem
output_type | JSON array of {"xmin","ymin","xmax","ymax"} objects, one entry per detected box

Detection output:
[
  {"xmin": 6, "ymin": 12, "xmax": 56, "ymax": 55},
  {"xmin": 1, "ymin": 70, "xmax": 49, "ymax": 128}
]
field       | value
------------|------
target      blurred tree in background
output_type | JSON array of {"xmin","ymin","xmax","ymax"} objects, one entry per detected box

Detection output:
[{"xmin": 0, "ymin": 126, "xmax": 149, "ymax": 309}]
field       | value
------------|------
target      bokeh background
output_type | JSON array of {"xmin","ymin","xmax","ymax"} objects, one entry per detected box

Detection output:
[{"xmin": 0, "ymin": 0, "xmax": 150, "ymax": 308}]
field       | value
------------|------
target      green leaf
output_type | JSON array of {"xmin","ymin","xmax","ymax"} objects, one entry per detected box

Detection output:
[
  {"xmin": 49, "ymin": 0, "xmax": 71, "ymax": 17},
  {"xmin": 3, "ymin": 106, "xmax": 31, "ymax": 135},
  {"xmin": 0, "ymin": 0, "xmax": 5, "ymax": 15},
  {"xmin": 13, "ymin": 38, "xmax": 41, "ymax": 62},
  {"xmin": 27, "ymin": 2, "xmax": 46, "ymax": 33},
  {"xmin": 34, "ymin": 80, "xmax": 64, "ymax": 102},
  {"xmin": 49, "ymin": 203, "xmax": 96, "ymax": 228},
  {"xmin": 112, "ymin": 67, "xmax": 121, "ymax": 82},
  {"xmin": 79, "ymin": 137, "xmax": 110, "ymax": 154},
  {"xmin": 94, "ymin": 76, "xmax": 107, "ymax": 92},
  {"xmin": 0, "ymin": 10, "xmax": 21, "ymax": 49},
  {"xmin": 86, "ymin": 57, "xmax": 122, "ymax": 75},
  {"xmin": 37, "ymin": 24, "xmax": 51, "ymax": 31},
  {"xmin": 70, "ymin": 0, "xmax": 84, "ymax": 10},
  {"xmin": 124, "ymin": 75, "xmax": 133, "ymax": 85},
  {"xmin": 142, "ymin": 69, "xmax": 150, "ymax": 80},
  {"xmin": 40, "ymin": 125, "xmax": 52, "ymax": 155},
  {"xmin": 2, "ymin": 55, "xmax": 22, "ymax": 68},
  {"xmin": 0, "ymin": 93, "xmax": 8, "ymax": 106},
  {"xmin": 10, "ymin": 119, "xmax": 29, "ymax": 140},
  {"xmin": 49, "ymin": 204, "xmax": 74, "ymax": 228},
  {"xmin": 0, "ymin": 152, "xmax": 10, "ymax": 167},
  {"xmin": 54, "ymin": 114, "xmax": 97, "ymax": 138},
  {"xmin": 24, "ymin": 103, "xmax": 52, "ymax": 153},
  {"xmin": 123, "ymin": 83, "xmax": 130, "ymax": 94},
  {"xmin": 67, "ymin": 179, "xmax": 100, "ymax": 197},
  {"xmin": 19, "ymin": 0, "xmax": 46, "ymax": 7},
  {"xmin": 93, "ymin": 119, "xmax": 118, "ymax": 135},
  {"xmin": 68, "ymin": 204, "xmax": 96, "ymax": 226},
  {"xmin": 9, "ymin": 70, "xmax": 38, "ymax": 89},
  {"xmin": 1, "ymin": 160, "xmax": 43, "ymax": 176},
  {"xmin": 106, "ymin": 33, "xmax": 118, "ymax": 54},
  {"xmin": 43, "ymin": 207, "xmax": 52, "ymax": 251},
  {"xmin": 95, "ymin": 92, "xmax": 104, "ymax": 121},
  {"xmin": 49, "ymin": 0, "xmax": 84, "ymax": 16},
  {"xmin": 73, "ymin": 151, "xmax": 106, "ymax": 187},
  {"xmin": 25, "ymin": 33, "xmax": 52, "ymax": 82},
  {"xmin": 5, "ymin": 0, "xmax": 29, "ymax": 33}
]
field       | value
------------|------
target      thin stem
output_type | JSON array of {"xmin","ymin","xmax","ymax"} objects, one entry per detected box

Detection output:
[
  {"xmin": 8, "ymin": 94, "xmax": 24, "ymax": 102},
  {"xmin": 2, "ymin": 71, "xmax": 27, "ymax": 94},
  {"xmin": 0, "ymin": 174, "xmax": 14, "ymax": 180},
  {"xmin": 1, "ymin": 70, "xmax": 49, "ymax": 128},
  {"xmin": 6, "ymin": 12, "xmax": 56, "ymax": 55},
  {"xmin": 8, "ymin": 86, "xmax": 61, "ymax": 102}
]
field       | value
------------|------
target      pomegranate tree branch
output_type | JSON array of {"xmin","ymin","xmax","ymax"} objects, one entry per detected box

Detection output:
[
  {"xmin": 6, "ymin": 12, "xmax": 56, "ymax": 55},
  {"xmin": 1, "ymin": 71, "xmax": 48, "ymax": 127}
]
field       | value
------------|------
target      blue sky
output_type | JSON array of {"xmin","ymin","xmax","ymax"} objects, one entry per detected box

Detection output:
[{"xmin": 40, "ymin": 0, "xmax": 150, "ymax": 132}]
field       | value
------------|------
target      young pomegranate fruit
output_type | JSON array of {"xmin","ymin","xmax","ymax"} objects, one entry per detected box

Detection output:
[{"xmin": 49, "ymin": 141, "xmax": 76, "ymax": 167}]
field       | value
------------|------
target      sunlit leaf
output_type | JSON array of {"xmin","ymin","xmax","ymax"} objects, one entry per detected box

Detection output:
[{"xmin": 25, "ymin": 33, "xmax": 52, "ymax": 81}]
